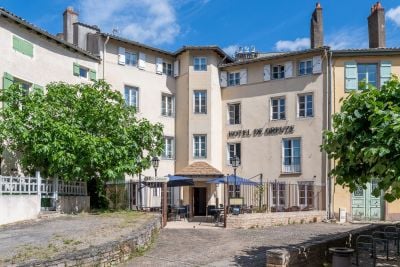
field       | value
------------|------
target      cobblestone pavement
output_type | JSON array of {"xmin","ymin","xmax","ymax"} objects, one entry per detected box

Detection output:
[
  {"xmin": 0, "ymin": 212, "xmax": 155, "ymax": 265},
  {"xmin": 125, "ymin": 221, "xmax": 384, "ymax": 267}
]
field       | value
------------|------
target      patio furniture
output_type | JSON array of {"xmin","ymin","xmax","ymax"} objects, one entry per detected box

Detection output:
[
  {"xmin": 384, "ymin": 226, "xmax": 400, "ymax": 255},
  {"xmin": 207, "ymin": 205, "xmax": 217, "ymax": 222},
  {"xmin": 355, "ymin": 235, "xmax": 375, "ymax": 266},
  {"xmin": 372, "ymin": 231, "xmax": 389, "ymax": 260},
  {"xmin": 176, "ymin": 206, "xmax": 188, "ymax": 221}
]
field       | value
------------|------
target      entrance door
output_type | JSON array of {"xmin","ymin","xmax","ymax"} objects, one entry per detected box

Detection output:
[
  {"xmin": 352, "ymin": 181, "xmax": 383, "ymax": 221},
  {"xmin": 193, "ymin": 187, "xmax": 207, "ymax": 216}
]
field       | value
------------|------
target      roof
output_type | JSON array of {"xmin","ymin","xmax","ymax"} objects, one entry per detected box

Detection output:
[
  {"xmin": 175, "ymin": 162, "xmax": 223, "ymax": 177},
  {"xmin": 220, "ymin": 46, "xmax": 330, "ymax": 68},
  {"xmin": 174, "ymin": 46, "xmax": 233, "ymax": 62},
  {"xmin": 0, "ymin": 7, "xmax": 100, "ymax": 61},
  {"xmin": 102, "ymin": 33, "xmax": 174, "ymax": 56},
  {"xmin": 332, "ymin": 48, "xmax": 400, "ymax": 57}
]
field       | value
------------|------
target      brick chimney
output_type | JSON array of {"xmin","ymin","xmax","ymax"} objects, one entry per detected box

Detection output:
[
  {"xmin": 310, "ymin": 2, "xmax": 324, "ymax": 49},
  {"xmin": 63, "ymin": 7, "xmax": 78, "ymax": 44},
  {"xmin": 368, "ymin": 2, "xmax": 386, "ymax": 48}
]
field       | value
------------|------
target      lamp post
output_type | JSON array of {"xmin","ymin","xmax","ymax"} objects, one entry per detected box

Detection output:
[
  {"xmin": 231, "ymin": 156, "xmax": 240, "ymax": 198},
  {"xmin": 151, "ymin": 156, "xmax": 159, "ymax": 178},
  {"xmin": 152, "ymin": 156, "xmax": 167, "ymax": 227}
]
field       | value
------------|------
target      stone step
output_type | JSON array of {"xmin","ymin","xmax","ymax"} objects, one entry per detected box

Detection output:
[{"xmin": 38, "ymin": 211, "xmax": 61, "ymax": 219}]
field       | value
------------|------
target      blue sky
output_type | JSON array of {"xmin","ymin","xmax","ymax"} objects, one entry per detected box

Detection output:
[{"xmin": 2, "ymin": 0, "xmax": 400, "ymax": 55}]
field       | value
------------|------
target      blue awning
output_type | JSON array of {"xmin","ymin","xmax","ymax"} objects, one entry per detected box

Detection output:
[
  {"xmin": 167, "ymin": 175, "xmax": 194, "ymax": 187},
  {"xmin": 207, "ymin": 175, "xmax": 258, "ymax": 186}
]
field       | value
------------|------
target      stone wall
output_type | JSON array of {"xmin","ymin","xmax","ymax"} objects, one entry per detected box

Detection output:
[
  {"xmin": 58, "ymin": 196, "xmax": 90, "ymax": 213},
  {"xmin": 266, "ymin": 224, "xmax": 379, "ymax": 267},
  {"xmin": 0, "ymin": 195, "xmax": 41, "ymax": 225},
  {"xmin": 18, "ymin": 214, "xmax": 162, "ymax": 267},
  {"xmin": 227, "ymin": 211, "xmax": 326, "ymax": 229}
]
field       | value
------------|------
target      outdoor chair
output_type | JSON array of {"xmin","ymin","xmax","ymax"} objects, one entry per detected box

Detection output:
[
  {"xmin": 356, "ymin": 234, "xmax": 375, "ymax": 266},
  {"xmin": 372, "ymin": 231, "xmax": 389, "ymax": 260},
  {"xmin": 384, "ymin": 226, "xmax": 400, "ymax": 256},
  {"xmin": 207, "ymin": 205, "xmax": 217, "ymax": 222},
  {"xmin": 178, "ymin": 206, "xmax": 188, "ymax": 221}
]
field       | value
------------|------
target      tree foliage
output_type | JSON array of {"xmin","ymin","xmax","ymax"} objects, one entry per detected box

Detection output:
[
  {"xmin": 0, "ymin": 80, "xmax": 164, "ymax": 183},
  {"xmin": 322, "ymin": 77, "xmax": 400, "ymax": 202}
]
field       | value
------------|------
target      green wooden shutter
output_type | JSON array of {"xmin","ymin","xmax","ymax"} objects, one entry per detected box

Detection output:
[
  {"xmin": 89, "ymin": 69, "xmax": 96, "ymax": 81},
  {"xmin": 345, "ymin": 61, "xmax": 358, "ymax": 91},
  {"xmin": 73, "ymin": 63, "xmax": 80, "ymax": 76},
  {"xmin": 3, "ymin": 72, "xmax": 14, "ymax": 89},
  {"xmin": 13, "ymin": 36, "xmax": 33, "ymax": 57},
  {"xmin": 380, "ymin": 61, "xmax": 391, "ymax": 87}
]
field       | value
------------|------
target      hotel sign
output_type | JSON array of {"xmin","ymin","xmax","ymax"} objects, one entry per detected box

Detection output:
[{"xmin": 228, "ymin": 125, "xmax": 294, "ymax": 139}]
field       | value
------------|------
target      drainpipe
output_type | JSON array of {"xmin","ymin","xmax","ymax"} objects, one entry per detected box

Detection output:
[
  {"xmin": 328, "ymin": 50, "xmax": 334, "ymax": 219},
  {"xmin": 102, "ymin": 35, "xmax": 110, "ymax": 80}
]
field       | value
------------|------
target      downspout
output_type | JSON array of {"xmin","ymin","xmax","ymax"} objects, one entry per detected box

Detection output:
[
  {"xmin": 328, "ymin": 50, "xmax": 334, "ymax": 219},
  {"xmin": 102, "ymin": 35, "xmax": 110, "ymax": 80}
]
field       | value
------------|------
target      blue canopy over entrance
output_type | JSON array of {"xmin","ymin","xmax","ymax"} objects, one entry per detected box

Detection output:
[
  {"xmin": 206, "ymin": 175, "xmax": 258, "ymax": 186},
  {"xmin": 166, "ymin": 175, "xmax": 194, "ymax": 187}
]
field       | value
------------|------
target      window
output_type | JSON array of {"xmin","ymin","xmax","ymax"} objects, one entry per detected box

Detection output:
[
  {"xmin": 193, "ymin": 135, "xmax": 207, "ymax": 158},
  {"xmin": 228, "ymin": 103, "xmax": 241, "ymax": 125},
  {"xmin": 161, "ymin": 94, "xmax": 174, "ymax": 117},
  {"xmin": 298, "ymin": 94, "xmax": 313, "ymax": 118},
  {"xmin": 299, "ymin": 59, "xmax": 313, "ymax": 76},
  {"xmin": 299, "ymin": 182, "xmax": 314, "ymax": 207},
  {"xmin": 163, "ymin": 62, "xmax": 173, "ymax": 76},
  {"xmin": 228, "ymin": 72, "xmax": 240, "ymax": 86},
  {"xmin": 229, "ymin": 184, "xmax": 240, "ymax": 198},
  {"xmin": 272, "ymin": 183, "xmax": 286, "ymax": 208},
  {"xmin": 194, "ymin": 57, "xmax": 207, "ymax": 71},
  {"xmin": 357, "ymin": 64, "xmax": 377, "ymax": 89},
  {"xmin": 193, "ymin": 90, "xmax": 207, "ymax": 114},
  {"xmin": 271, "ymin": 97, "xmax": 285, "ymax": 120},
  {"xmin": 13, "ymin": 36, "xmax": 33, "ymax": 57},
  {"xmin": 14, "ymin": 78, "xmax": 32, "ymax": 95},
  {"xmin": 163, "ymin": 137, "xmax": 174, "ymax": 159},
  {"xmin": 282, "ymin": 138, "xmax": 301, "ymax": 173},
  {"xmin": 124, "ymin": 86, "xmax": 139, "ymax": 109},
  {"xmin": 79, "ymin": 67, "xmax": 88, "ymax": 79},
  {"xmin": 125, "ymin": 51, "xmax": 137, "ymax": 66},
  {"xmin": 272, "ymin": 65, "xmax": 285, "ymax": 79},
  {"xmin": 227, "ymin": 143, "xmax": 241, "ymax": 165}
]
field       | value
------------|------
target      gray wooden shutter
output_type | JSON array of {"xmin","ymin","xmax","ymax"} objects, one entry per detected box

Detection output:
[
  {"xmin": 264, "ymin": 65, "xmax": 271, "ymax": 81},
  {"xmin": 138, "ymin": 52, "xmax": 146, "ymax": 70},
  {"xmin": 240, "ymin": 69, "xmax": 247, "ymax": 85},
  {"xmin": 220, "ymin": 71, "xmax": 227, "ymax": 87},
  {"xmin": 174, "ymin": 60, "xmax": 180, "ymax": 77},
  {"xmin": 156, "ymin": 58, "xmax": 163, "ymax": 74},
  {"xmin": 380, "ymin": 61, "xmax": 391, "ymax": 87},
  {"xmin": 284, "ymin": 61, "xmax": 293, "ymax": 78},
  {"xmin": 345, "ymin": 62, "xmax": 358, "ymax": 90},
  {"xmin": 118, "ymin": 47, "xmax": 126, "ymax": 65},
  {"xmin": 312, "ymin": 56, "xmax": 322, "ymax": 74}
]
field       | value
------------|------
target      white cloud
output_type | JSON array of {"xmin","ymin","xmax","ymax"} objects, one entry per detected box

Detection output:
[
  {"xmin": 222, "ymin": 44, "xmax": 239, "ymax": 56},
  {"xmin": 275, "ymin": 38, "xmax": 309, "ymax": 52},
  {"xmin": 387, "ymin": 6, "xmax": 400, "ymax": 27},
  {"xmin": 79, "ymin": 0, "xmax": 180, "ymax": 45},
  {"xmin": 326, "ymin": 27, "xmax": 368, "ymax": 49}
]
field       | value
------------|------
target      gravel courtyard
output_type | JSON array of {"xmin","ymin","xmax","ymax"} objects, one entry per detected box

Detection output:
[
  {"xmin": 0, "ymin": 212, "xmax": 156, "ymax": 265},
  {"xmin": 126, "ymin": 221, "xmax": 373, "ymax": 267}
]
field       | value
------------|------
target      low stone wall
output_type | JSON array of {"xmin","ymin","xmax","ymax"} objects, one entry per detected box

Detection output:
[
  {"xmin": 227, "ymin": 211, "xmax": 326, "ymax": 229},
  {"xmin": 58, "ymin": 196, "xmax": 90, "ymax": 213},
  {"xmin": 0, "ymin": 195, "xmax": 41, "ymax": 225},
  {"xmin": 266, "ymin": 224, "xmax": 379, "ymax": 267},
  {"xmin": 18, "ymin": 214, "xmax": 162, "ymax": 267}
]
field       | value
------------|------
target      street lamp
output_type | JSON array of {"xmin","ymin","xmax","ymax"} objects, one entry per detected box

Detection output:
[
  {"xmin": 231, "ymin": 155, "xmax": 240, "ymax": 198},
  {"xmin": 151, "ymin": 156, "xmax": 159, "ymax": 178}
]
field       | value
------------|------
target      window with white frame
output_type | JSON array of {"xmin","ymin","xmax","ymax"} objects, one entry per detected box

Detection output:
[
  {"xmin": 299, "ymin": 182, "xmax": 314, "ymax": 207},
  {"xmin": 271, "ymin": 97, "xmax": 285, "ymax": 120},
  {"xmin": 194, "ymin": 57, "xmax": 207, "ymax": 71},
  {"xmin": 227, "ymin": 143, "xmax": 241, "ymax": 165},
  {"xmin": 298, "ymin": 59, "xmax": 313, "ymax": 76},
  {"xmin": 272, "ymin": 65, "xmax": 285, "ymax": 79},
  {"xmin": 193, "ymin": 135, "xmax": 207, "ymax": 158},
  {"xmin": 282, "ymin": 138, "xmax": 301, "ymax": 173},
  {"xmin": 14, "ymin": 77, "xmax": 32, "ymax": 95},
  {"xmin": 161, "ymin": 94, "xmax": 174, "ymax": 117},
  {"xmin": 298, "ymin": 93, "xmax": 313, "ymax": 118},
  {"xmin": 163, "ymin": 137, "xmax": 174, "ymax": 159},
  {"xmin": 272, "ymin": 183, "xmax": 286, "ymax": 208},
  {"xmin": 228, "ymin": 72, "xmax": 240, "ymax": 86},
  {"xmin": 163, "ymin": 62, "xmax": 173, "ymax": 76},
  {"xmin": 193, "ymin": 90, "xmax": 207, "ymax": 114},
  {"xmin": 125, "ymin": 51, "xmax": 137, "ymax": 66},
  {"xmin": 228, "ymin": 103, "xmax": 241, "ymax": 125},
  {"xmin": 124, "ymin": 86, "xmax": 139, "ymax": 109}
]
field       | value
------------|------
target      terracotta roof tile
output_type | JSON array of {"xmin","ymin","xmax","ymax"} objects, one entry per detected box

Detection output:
[{"xmin": 175, "ymin": 162, "xmax": 223, "ymax": 176}]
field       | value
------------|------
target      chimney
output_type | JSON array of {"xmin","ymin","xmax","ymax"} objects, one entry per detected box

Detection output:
[
  {"xmin": 310, "ymin": 2, "xmax": 324, "ymax": 49},
  {"xmin": 368, "ymin": 2, "xmax": 386, "ymax": 48},
  {"xmin": 63, "ymin": 7, "xmax": 78, "ymax": 44}
]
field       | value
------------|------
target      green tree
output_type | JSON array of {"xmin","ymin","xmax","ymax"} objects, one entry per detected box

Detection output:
[
  {"xmin": 322, "ymin": 77, "xmax": 400, "ymax": 202},
  {"xmin": 0, "ymin": 81, "xmax": 163, "ymax": 206}
]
